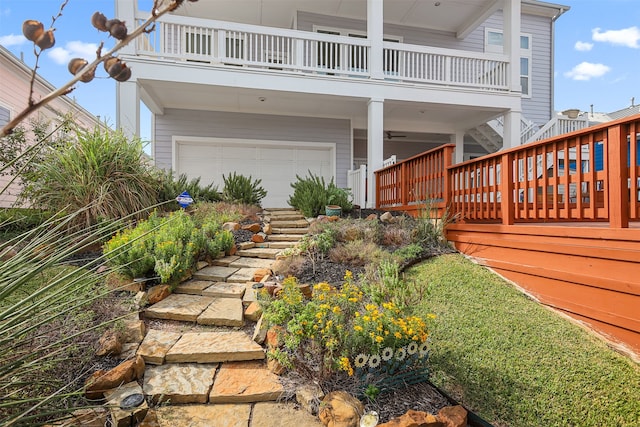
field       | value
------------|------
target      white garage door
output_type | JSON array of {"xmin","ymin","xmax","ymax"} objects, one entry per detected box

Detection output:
[{"xmin": 175, "ymin": 138, "xmax": 335, "ymax": 207}]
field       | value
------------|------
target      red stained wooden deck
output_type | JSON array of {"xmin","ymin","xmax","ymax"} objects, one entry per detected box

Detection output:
[{"xmin": 375, "ymin": 115, "xmax": 640, "ymax": 360}]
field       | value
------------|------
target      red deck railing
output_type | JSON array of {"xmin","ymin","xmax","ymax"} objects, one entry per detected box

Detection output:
[{"xmin": 376, "ymin": 115, "xmax": 640, "ymax": 227}]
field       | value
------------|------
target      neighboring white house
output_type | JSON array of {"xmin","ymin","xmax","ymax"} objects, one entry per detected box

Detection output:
[
  {"xmin": 115, "ymin": 0, "xmax": 570, "ymax": 207},
  {"xmin": 0, "ymin": 45, "xmax": 103, "ymax": 208}
]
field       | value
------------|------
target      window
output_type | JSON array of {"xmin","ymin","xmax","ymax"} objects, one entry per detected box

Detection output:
[
  {"xmin": 0, "ymin": 105, "xmax": 9, "ymax": 128},
  {"xmin": 485, "ymin": 29, "xmax": 532, "ymax": 96}
]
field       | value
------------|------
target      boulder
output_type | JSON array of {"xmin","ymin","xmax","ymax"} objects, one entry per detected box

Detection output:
[
  {"xmin": 380, "ymin": 212, "xmax": 395, "ymax": 224},
  {"xmin": 147, "ymin": 285, "xmax": 171, "ymax": 305},
  {"xmin": 252, "ymin": 314, "xmax": 268, "ymax": 344},
  {"xmin": 267, "ymin": 358, "xmax": 286, "ymax": 375},
  {"xmin": 253, "ymin": 268, "xmax": 271, "ymax": 282},
  {"xmin": 265, "ymin": 325, "xmax": 285, "ymax": 349},
  {"xmin": 437, "ymin": 406, "xmax": 467, "ymax": 427},
  {"xmin": 105, "ymin": 272, "xmax": 143, "ymax": 293},
  {"xmin": 134, "ymin": 291, "xmax": 148, "ymax": 309},
  {"xmin": 85, "ymin": 355, "xmax": 145, "ymax": 399},
  {"xmin": 223, "ymin": 222, "xmax": 241, "ymax": 231},
  {"xmin": 378, "ymin": 409, "xmax": 443, "ymax": 427},
  {"xmin": 318, "ymin": 391, "xmax": 364, "ymax": 427},
  {"xmin": 243, "ymin": 223, "xmax": 262, "ymax": 233},
  {"xmin": 365, "ymin": 214, "xmax": 378, "ymax": 221},
  {"xmin": 95, "ymin": 329, "xmax": 123, "ymax": 356},
  {"xmin": 252, "ymin": 232, "xmax": 267, "ymax": 243},
  {"xmin": 244, "ymin": 301, "xmax": 263, "ymax": 322},
  {"xmin": 121, "ymin": 319, "xmax": 146, "ymax": 343},
  {"xmin": 263, "ymin": 223, "xmax": 273, "ymax": 235},
  {"xmin": 296, "ymin": 383, "xmax": 325, "ymax": 415}
]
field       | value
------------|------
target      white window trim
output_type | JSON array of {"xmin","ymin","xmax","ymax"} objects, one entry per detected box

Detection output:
[
  {"xmin": 0, "ymin": 103, "xmax": 12, "ymax": 128},
  {"xmin": 485, "ymin": 28, "xmax": 532, "ymax": 98}
]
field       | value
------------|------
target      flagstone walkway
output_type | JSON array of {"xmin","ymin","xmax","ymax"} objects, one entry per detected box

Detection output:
[{"xmin": 118, "ymin": 209, "xmax": 323, "ymax": 426}]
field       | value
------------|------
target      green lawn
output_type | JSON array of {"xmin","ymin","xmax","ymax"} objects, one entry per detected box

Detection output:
[{"xmin": 406, "ymin": 254, "xmax": 640, "ymax": 427}]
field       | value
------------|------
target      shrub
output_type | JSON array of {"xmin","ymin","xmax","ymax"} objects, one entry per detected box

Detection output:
[
  {"xmin": 329, "ymin": 240, "xmax": 385, "ymax": 267},
  {"xmin": 0, "ymin": 208, "xmax": 52, "ymax": 238},
  {"xmin": 259, "ymin": 272, "xmax": 435, "ymax": 383},
  {"xmin": 222, "ymin": 172, "xmax": 267, "ymax": 206},
  {"xmin": 157, "ymin": 169, "xmax": 221, "ymax": 210},
  {"xmin": 288, "ymin": 172, "xmax": 352, "ymax": 217},
  {"xmin": 22, "ymin": 128, "xmax": 158, "ymax": 229}
]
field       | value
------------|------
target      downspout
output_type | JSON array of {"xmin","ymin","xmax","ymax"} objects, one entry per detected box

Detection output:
[{"xmin": 551, "ymin": 6, "xmax": 568, "ymax": 118}]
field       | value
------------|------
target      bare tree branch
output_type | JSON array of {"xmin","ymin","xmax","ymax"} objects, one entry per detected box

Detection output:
[{"xmin": 1, "ymin": 0, "xmax": 188, "ymax": 137}]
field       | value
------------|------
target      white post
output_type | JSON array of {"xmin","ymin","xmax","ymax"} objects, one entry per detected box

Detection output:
[
  {"xmin": 503, "ymin": 110, "xmax": 522, "ymax": 149},
  {"xmin": 115, "ymin": 0, "xmax": 137, "ymax": 55},
  {"xmin": 451, "ymin": 131, "xmax": 465, "ymax": 164},
  {"xmin": 367, "ymin": 98, "xmax": 384, "ymax": 208},
  {"xmin": 116, "ymin": 80, "xmax": 140, "ymax": 139},
  {"xmin": 504, "ymin": 0, "xmax": 522, "ymax": 93},
  {"xmin": 367, "ymin": 0, "xmax": 384, "ymax": 80}
]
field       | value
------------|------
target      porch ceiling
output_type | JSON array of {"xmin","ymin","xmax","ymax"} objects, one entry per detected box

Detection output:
[
  {"xmin": 139, "ymin": 79, "xmax": 504, "ymax": 133},
  {"xmin": 172, "ymin": 0, "xmax": 499, "ymax": 35}
]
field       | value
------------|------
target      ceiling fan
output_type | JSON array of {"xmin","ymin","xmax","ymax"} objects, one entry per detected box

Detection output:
[{"xmin": 385, "ymin": 131, "xmax": 406, "ymax": 140}]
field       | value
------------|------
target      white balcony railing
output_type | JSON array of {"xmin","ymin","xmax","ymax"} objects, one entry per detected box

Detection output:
[{"xmin": 135, "ymin": 13, "xmax": 510, "ymax": 91}]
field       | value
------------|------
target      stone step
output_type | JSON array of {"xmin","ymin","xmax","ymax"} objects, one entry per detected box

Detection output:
[
  {"xmin": 227, "ymin": 267, "xmax": 259, "ymax": 282},
  {"xmin": 165, "ymin": 331, "xmax": 265, "ymax": 363},
  {"xmin": 193, "ymin": 265, "xmax": 239, "ymax": 282},
  {"xmin": 145, "ymin": 294, "xmax": 214, "ymax": 322},
  {"xmin": 174, "ymin": 280, "xmax": 246, "ymax": 298},
  {"xmin": 267, "ymin": 234, "xmax": 304, "ymax": 242},
  {"xmin": 265, "ymin": 213, "xmax": 305, "ymax": 221},
  {"xmin": 269, "ymin": 219, "xmax": 309, "ymax": 228},
  {"xmin": 229, "ymin": 257, "xmax": 274, "ymax": 269},
  {"xmin": 210, "ymin": 255, "xmax": 241, "ymax": 267},
  {"xmin": 271, "ymin": 228, "xmax": 309, "ymax": 235},
  {"xmin": 209, "ymin": 361, "xmax": 284, "ymax": 403},
  {"xmin": 258, "ymin": 242, "xmax": 296, "ymax": 250},
  {"xmin": 197, "ymin": 298, "xmax": 244, "ymax": 327},
  {"xmin": 264, "ymin": 207, "xmax": 296, "ymax": 212},
  {"xmin": 237, "ymin": 248, "xmax": 282, "ymax": 259},
  {"xmin": 144, "ymin": 363, "xmax": 218, "ymax": 404}
]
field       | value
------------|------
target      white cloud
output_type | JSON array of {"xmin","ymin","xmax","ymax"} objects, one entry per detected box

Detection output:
[
  {"xmin": 564, "ymin": 62, "xmax": 611, "ymax": 81},
  {"xmin": 47, "ymin": 41, "xmax": 101, "ymax": 65},
  {"xmin": 574, "ymin": 41, "xmax": 593, "ymax": 52},
  {"xmin": 0, "ymin": 33, "xmax": 27, "ymax": 47},
  {"xmin": 592, "ymin": 26, "xmax": 640, "ymax": 48}
]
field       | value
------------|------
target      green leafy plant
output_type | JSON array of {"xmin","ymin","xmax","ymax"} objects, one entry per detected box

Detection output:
[
  {"xmin": 222, "ymin": 172, "xmax": 267, "ymax": 206},
  {"xmin": 259, "ymin": 272, "xmax": 434, "ymax": 380},
  {"xmin": 22, "ymin": 127, "xmax": 158, "ymax": 229},
  {"xmin": 288, "ymin": 172, "xmax": 352, "ymax": 217},
  {"xmin": 156, "ymin": 169, "xmax": 221, "ymax": 211}
]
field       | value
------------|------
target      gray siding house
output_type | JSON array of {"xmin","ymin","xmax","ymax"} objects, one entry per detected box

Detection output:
[{"xmin": 115, "ymin": 0, "xmax": 572, "ymax": 207}]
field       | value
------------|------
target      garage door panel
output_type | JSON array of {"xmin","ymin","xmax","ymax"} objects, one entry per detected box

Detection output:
[{"xmin": 176, "ymin": 140, "xmax": 334, "ymax": 207}]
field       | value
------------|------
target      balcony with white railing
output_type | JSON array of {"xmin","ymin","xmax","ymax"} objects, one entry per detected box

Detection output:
[{"xmin": 133, "ymin": 13, "xmax": 511, "ymax": 92}]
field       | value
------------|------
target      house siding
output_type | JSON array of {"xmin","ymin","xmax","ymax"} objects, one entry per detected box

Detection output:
[
  {"xmin": 154, "ymin": 109, "xmax": 351, "ymax": 187},
  {"xmin": 297, "ymin": 9, "xmax": 554, "ymax": 126}
]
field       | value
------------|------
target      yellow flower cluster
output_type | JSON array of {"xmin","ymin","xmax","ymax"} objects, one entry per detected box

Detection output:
[{"xmin": 338, "ymin": 356, "xmax": 354, "ymax": 376}]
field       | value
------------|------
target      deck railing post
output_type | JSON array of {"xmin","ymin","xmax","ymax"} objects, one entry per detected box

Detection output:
[
  {"xmin": 500, "ymin": 152, "xmax": 515, "ymax": 225},
  {"xmin": 400, "ymin": 162, "xmax": 407, "ymax": 207},
  {"xmin": 443, "ymin": 146, "xmax": 454, "ymax": 208},
  {"xmin": 607, "ymin": 124, "xmax": 630, "ymax": 228}
]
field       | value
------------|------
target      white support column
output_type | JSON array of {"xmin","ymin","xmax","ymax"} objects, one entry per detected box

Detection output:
[
  {"xmin": 115, "ymin": 0, "xmax": 137, "ymax": 55},
  {"xmin": 367, "ymin": 98, "xmax": 384, "ymax": 208},
  {"xmin": 504, "ymin": 0, "xmax": 522, "ymax": 93},
  {"xmin": 503, "ymin": 110, "xmax": 522, "ymax": 149},
  {"xmin": 367, "ymin": 0, "xmax": 384, "ymax": 80},
  {"xmin": 116, "ymin": 80, "xmax": 140, "ymax": 139},
  {"xmin": 451, "ymin": 131, "xmax": 465, "ymax": 164}
]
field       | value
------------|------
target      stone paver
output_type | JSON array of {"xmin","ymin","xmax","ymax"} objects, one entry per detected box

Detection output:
[
  {"xmin": 227, "ymin": 267, "xmax": 259, "ymax": 282},
  {"xmin": 236, "ymin": 248, "xmax": 282, "ymax": 259},
  {"xmin": 201, "ymin": 282, "xmax": 246, "ymax": 298},
  {"xmin": 197, "ymin": 298, "xmax": 244, "ymax": 327},
  {"xmin": 209, "ymin": 361, "xmax": 284, "ymax": 403},
  {"xmin": 165, "ymin": 331, "xmax": 265, "ymax": 363},
  {"xmin": 153, "ymin": 404, "xmax": 252, "ymax": 427},
  {"xmin": 173, "ymin": 280, "xmax": 213, "ymax": 295},
  {"xmin": 144, "ymin": 294, "xmax": 213, "ymax": 322},
  {"xmin": 137, "ymin": 329, "xmax": 182, "ymax": 365},
  {"xmin": 104, "ymin": 381, "xmax": 148, "ymax": 427},
  {"xmin": 250, "ymin": 402, "xmax": 324, "ymax": 427},
  {"xmin": 265, "ymin": 242, "xmax": 296, "ymax": 249},
  {"xmin": 143, "ymin": 363, "xmax": 217, "ymax": 404},
  {"xmin": 267, "ymin": 234, "xmax": 305, "ymax": 242},
  {"xmin": 243, "ymin": 282, "xmax": 259, "ymax": 306},
  {"xmin": 269, "ymin": 219, "xmax": 309, "ymax": 228},
  {"xmin": 210, "ymin": 255, "xmax": 240, "ymax": 267},
  {"xmin": 229, "ymin": 257, "xmax": 274, "ymax": 269},
  {"xmin": 193, "ymin": 266, "xmax": 239, "ymax": 281},
  {"xmin": 271, "ymin": 228, "xmax": 309, "ymax": 235}
]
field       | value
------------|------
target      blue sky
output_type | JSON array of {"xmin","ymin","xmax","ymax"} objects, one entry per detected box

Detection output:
[{"xmin": 0, "ymin": 0, "xmax": 639, "ymax": 136}]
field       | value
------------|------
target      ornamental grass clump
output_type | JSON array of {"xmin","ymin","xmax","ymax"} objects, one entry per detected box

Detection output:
[{"xmin": 259, "ymin": 272, "xmax": 435, "ymax": 384}]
